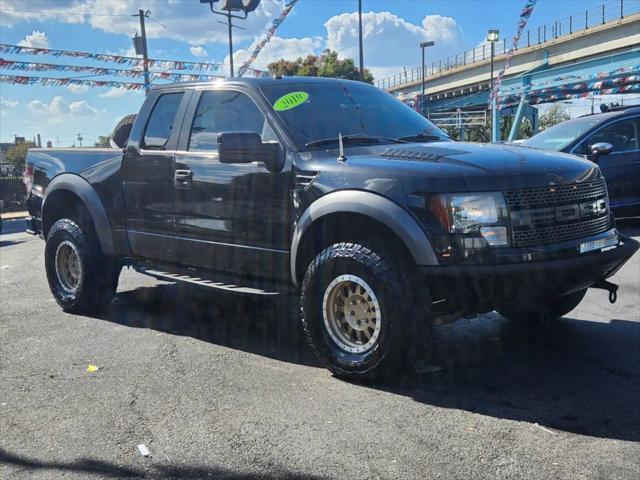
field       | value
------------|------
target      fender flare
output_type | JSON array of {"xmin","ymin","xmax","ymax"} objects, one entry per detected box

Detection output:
[
  {"xmin": 42, "ymin": 173, "xmax": 115, "ymax": 256},
  {"xmin": 290, "ymin": 190, "xmax": 438, "ymax": 283}
]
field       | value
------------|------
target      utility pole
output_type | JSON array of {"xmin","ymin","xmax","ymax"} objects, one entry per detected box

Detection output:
[
  {"xmin": 133, "ymin": 9, "xmax": 151, "ymax": 95},
  {"xmin": 227, "ymin": 11, "xmax": 235, "ymax": 77},
  {"xmin": 358, "ymin": 0, "xmax": 364, "ymax": 81},
  {"xmin": 76, "ymin": 133, "xmax": 83, "ymax": 147}
]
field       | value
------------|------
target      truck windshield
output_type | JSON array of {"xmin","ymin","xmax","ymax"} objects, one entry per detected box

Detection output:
[
  {"xmin": 522, "ymin": 116, "xmax": 602, "ymax": 151},
  {"xmin": 261, "ymin": 82, "xmax": 449, "ymax": 150}
]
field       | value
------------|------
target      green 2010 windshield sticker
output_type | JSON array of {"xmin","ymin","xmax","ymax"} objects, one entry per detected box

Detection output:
[{"xmin": 273, "ymin": 91, "xmax": 309, "ymax": 111}]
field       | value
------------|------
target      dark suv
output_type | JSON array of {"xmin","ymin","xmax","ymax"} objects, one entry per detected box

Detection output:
[
  {"xmin": 25, "ymin": 77, "xmax": 638, "ymax": 380},
  {"xmin": 523, "ymin": 105, "xmax": 640, "ymax": 218}
]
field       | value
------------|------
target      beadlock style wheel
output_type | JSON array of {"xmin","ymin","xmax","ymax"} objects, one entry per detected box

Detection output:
[
  {"xmin": 55, "ymin": 240, "xmax": 83, "ymax": 295},
  {"xmin": 322, "ymin": 274, "xmax": 382, "ymax": 354}
]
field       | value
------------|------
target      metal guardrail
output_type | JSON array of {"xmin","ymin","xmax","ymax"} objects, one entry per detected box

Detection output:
[
  {"xmin": 428, "ymin": 109, "xmax": 488, "ymax": 128},
  {"xmin": 376, "ymin": 0, "xmax": 639, "ymax": 90}
]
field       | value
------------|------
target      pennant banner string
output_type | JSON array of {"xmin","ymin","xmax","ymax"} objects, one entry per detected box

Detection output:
[
  {"xmin": 490, "ymin": 0, "xmax": 538, "ymax": 101},
  {"xmin": 0, "ymin": 74, "xmax": 147, "ymax": 90},
  {"xmin": 0, "ymin": 58, "xmax": 223, "ymax": 81},
  {"xmin": 499, "ymin": 64, "xmax": 640, "ymax": 95},
  {"xmin": 0, "ymin": 43, "xmax": 224, "ymax": 72},
  {"xmin": 238, "ymin": 0, "xmax": 299, "ymax": 78}
]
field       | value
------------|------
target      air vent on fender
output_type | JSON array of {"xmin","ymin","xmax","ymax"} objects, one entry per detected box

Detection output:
[{"xmin": 294, "ymin": 170, "xmax": 319, "ymax": 190}]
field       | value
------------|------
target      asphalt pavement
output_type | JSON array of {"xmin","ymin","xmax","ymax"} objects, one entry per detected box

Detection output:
[{"xmin": 1, "ymin": 218, "xmax": 639, "ymax": 480}]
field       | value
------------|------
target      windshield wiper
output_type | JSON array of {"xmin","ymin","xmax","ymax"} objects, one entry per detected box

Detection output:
[
  {"xmin": 305, "ymin": 134, "xmax": 405, "ymax": 149},
  {"xmin": 396, "ymin": 133, "xmax": 444, "ymax": 143}
]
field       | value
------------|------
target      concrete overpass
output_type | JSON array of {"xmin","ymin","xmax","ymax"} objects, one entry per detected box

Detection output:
[{"xmin": 379, "ymin": 0, "xmax": 640, "ymax": 118}]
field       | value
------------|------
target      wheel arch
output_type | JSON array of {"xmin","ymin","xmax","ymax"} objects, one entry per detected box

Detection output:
[
  {"xmin": 291, "ymin": 190, "xmax": 438, "ymax": 285},
  {"xmin": 42, "ymin": 173, "xmax": 115, "ymax": 256}
]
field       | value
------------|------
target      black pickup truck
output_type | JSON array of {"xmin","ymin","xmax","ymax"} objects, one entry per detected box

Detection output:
[{"xmin": 25, "ymin": 77, "xmax": 638, "ymax": 379}]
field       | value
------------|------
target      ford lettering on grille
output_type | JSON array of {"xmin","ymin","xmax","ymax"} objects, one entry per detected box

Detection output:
[{"xmin": 506, "ymin": 179, "xmax": 610, "ymax": 247}]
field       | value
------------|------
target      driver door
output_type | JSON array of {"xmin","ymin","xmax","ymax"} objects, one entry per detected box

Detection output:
[{"xmin": 171, "ymin": 88, "xmax": 292, "ymax": 280}]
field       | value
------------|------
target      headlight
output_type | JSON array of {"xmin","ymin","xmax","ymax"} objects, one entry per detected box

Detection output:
[{"xmin": 429, "ymin": 192, "xmax": 509, "ymax": 246}]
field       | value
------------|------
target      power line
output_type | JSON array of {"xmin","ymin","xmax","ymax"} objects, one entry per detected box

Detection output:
[
  {"xmin": 1, "ymin": 7, "xmax": 131, "ymax": 17},
  {"xmin": 145, "ymin": 14, "xmax": 231, "ymax": 63}
]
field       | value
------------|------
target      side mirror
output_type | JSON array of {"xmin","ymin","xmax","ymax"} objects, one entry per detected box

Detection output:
[
  {"xmin": 218, "ymin": 132, "xmax": 284, "ymax": 172},
  {"xmin": 589, "ymin": 142, "xmax": 613, "ymax": 162}
]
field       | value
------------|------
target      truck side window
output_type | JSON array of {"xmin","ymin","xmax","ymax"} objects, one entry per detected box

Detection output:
[
  {"xmin": 189, "ymin": 90, "xmax": 274, "ymax": 151},
  {"xmin": 142, "ymin": 92, "xmax": 184, "ymax": 150},
  {"xmin": 578, "ymin": 118, "xmax": 639, "ymax": 154}
]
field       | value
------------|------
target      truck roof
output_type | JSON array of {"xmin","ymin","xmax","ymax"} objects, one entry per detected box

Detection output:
[{"xmin": 152, "ymin": 76, "xmax": 367, "ymax": 91}]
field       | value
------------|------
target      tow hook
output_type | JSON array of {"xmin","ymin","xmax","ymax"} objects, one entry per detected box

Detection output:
[{"xmin": 592, "ymin": 279, "xmax": 619, "ymax": 304}]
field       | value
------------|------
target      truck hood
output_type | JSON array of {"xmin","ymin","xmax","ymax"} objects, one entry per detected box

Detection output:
[{"xmin": 314, "ymin": 141, "xmax": 602, "ymax": 192}]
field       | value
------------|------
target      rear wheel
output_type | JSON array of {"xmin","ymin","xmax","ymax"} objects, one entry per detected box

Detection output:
[
  {"xmin": 45, "ymin": 218, "xmax": 121, "ymax": 313},
  {"xmin": 300, "ymin": 242, "xmax": 427, "ymax": 381},
  {"xmin": 499, "ymin": 289, "xmax": 587, "ymax": 325}
]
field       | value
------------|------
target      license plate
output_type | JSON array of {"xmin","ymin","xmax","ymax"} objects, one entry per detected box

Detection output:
[{"xmin": 579, "ymin": 234, "xmax": 618, "ymax": 254}]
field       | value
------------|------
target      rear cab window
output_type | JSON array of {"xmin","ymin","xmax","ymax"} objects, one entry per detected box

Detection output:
[{"xmin": 142, "ymin": 92, "xmax": 184, "ymax": 150}]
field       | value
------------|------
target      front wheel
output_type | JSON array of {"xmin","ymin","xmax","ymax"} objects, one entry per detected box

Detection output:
[
  {"xmin": 45, "ymin": 218, "xmax": 121, "ymax": 314},
  {"xmin": 300, "ymin": 242, "xmax": 423, "ymax": 381}
]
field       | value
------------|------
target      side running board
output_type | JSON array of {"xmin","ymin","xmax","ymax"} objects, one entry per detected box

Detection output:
[{"xmin": 136, "ymin": 267, "xmax": 286, "ymax": 296}]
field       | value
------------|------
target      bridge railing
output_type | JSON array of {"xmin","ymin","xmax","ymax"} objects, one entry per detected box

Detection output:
[{"xmin": 376, "ymin": 0, "xmax": 639, "ymax": 91}]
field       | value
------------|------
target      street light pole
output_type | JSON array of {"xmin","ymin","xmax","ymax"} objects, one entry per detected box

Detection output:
[
  {"xmin": 420, "ymin": 41, "xmax": 434, "ymax": 117},
  {"xmin": 487, "ymin": 29, "xmax": 500, "ymax": 142},
  {"xmin": 358, "ymin": 0, "xmax": 364, "ymax": 81}
]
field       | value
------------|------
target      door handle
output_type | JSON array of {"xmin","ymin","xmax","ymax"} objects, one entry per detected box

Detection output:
[{"xmin": 174, "ymin": 169, "xmax": 192, "ymax": 188}]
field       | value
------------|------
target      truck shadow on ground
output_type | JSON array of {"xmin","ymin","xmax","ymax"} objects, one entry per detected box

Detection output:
[
  {"xmin": 0, "ymin": 447, "xmax": 327, "ymax": 480},
  {"xmin": 101, "ymin": 283, "xmax": 640, "ymax": 443}
]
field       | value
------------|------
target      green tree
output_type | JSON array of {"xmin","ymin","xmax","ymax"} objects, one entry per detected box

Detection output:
[
  {"xmin": 94, "ymin": 135, "xmax": 111, "ymax": 147},
  {"xmin": 267, "ymin": 49, "xmax": 374, "ymax": 84},
  {"xmin": 5, "ymin": 141, "xmax": 35, "ymax": 168},
  {"xmin": 538, "ymin": 104, "xmax": 570, "ymax": 131}
]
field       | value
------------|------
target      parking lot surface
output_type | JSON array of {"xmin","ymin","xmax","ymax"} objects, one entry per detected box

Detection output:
[{"xmin": 1, "ymin": 219, "xmax": 639, "ymax": 480}]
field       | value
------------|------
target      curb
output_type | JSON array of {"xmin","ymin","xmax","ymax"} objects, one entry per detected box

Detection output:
[{"xmin": 1, "ymin": 211, "xmax": 28, "ymax": 220}]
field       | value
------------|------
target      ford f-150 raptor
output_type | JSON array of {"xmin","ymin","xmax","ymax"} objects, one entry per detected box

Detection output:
[{"xmin": 25, "ymin": 77, "xmax": 638, "ymax": 379}]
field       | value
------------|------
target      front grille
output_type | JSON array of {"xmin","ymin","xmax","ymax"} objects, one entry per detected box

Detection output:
[
  {"xmin": 505, "ymin": 179, "xmax": 607, "ymax": 208},
  {"xmin": 506, "ymin": 179, "xmax": 610, "ymax": 247},
  {"xmin": 512, "ymin": 214, "xmax": 610, "ymax": 247}
]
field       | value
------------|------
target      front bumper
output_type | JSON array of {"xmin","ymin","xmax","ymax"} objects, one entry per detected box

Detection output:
[{"xmin": 421, "ymin": 233, "xmax": 639, "ymax": 312}]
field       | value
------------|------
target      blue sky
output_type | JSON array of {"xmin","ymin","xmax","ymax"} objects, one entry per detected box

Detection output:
[{"xmin": 0, "ymin": 0, "xmax": 615, "ymax": 145}]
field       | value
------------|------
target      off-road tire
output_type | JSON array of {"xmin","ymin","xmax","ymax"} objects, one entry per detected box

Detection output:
[
  {"xmin": 110, "ymin": 113, "xmax": 136, "ymax": 149},
  {"xmin": 45, "ymin": 218, "xmax": 121, "ymax": 313},
  {"xmin": 300, "ymin": 242, "xmax": 424, "ymax": 381},
  {"xmin": 499, "ymin": 288, "xmax": 588, "ymax": 325}
]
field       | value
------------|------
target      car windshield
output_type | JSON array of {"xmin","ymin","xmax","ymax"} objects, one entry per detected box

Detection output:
[
  {"xmin": 522, "ymin": 116, "xmax": 602, "ymax": 150},
  {"xmin": 261, "ymin": 81, "xmax": 449, "ymax": 149}
]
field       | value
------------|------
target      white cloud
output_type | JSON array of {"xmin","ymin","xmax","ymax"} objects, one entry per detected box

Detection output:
[
  {"xmin": 27, "ymin": 96, "xmax": 102, "ymax": 120},
  {"xmin": 190, "ymin": 46, "xmax": 208, "ymax": 57},
  {"xmin": 227, "ymin": 36, "xmax": 324, "ymax": 75},
  {"xmin": 18, "ymin": 31, "xmax": 49, "ymax": 48},
  {"xmin": 228, "ymin": 11, "xmax": 464, "ymax": 82},
  {"xmin": 1, "ymin": 97, "xmax": 19, "ymax": 109},
  {"xmin": 98, "ymin": 87, "xmax": 142, "ymax": 98},
  {"xmin": 67, "ymin": 84, "xmax": 89, "ymax": 94},
  {"xmin": 325, "ymin": 12, "xmax": 464, "ymax": 81},
  {"xmin": 1, "ymin": 0, "xmax": 285, "ymax": 45},
  {"xmin": 69, "ymin": 100, "xmax": 101, "ymax": 116}
]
